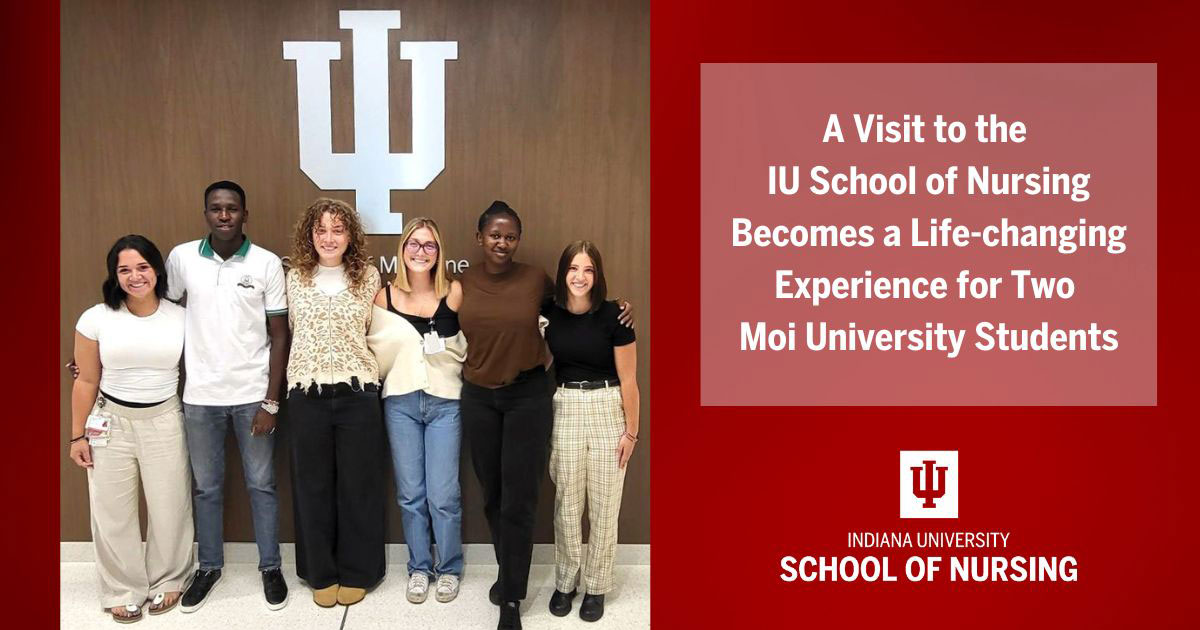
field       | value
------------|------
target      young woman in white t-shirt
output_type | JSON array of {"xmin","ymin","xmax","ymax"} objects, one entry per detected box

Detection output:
[{"xmin": 69, "ymin": 235, "xmax": 192, "ymax": 623}]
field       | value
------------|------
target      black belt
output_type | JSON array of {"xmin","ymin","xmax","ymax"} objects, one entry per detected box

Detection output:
[
  {"xmin": 559, "ymin": 379, "xmax": 620, "ymax": 390},
  {"xmin": 290, "ymin": 378, "xmax": 380, "ymax": 399},
  {"xmin": 99, "ymin": 390, "xmax": 168, "ymax": 409}
]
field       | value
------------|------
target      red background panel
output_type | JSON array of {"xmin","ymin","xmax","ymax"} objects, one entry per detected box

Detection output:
[
  {"xmin": 651, "ymin": 1, "xmax": 1195, "ymax": 628},
  {"xmin": 699, "ymin": 63, "xmax": 1157, "ymax": 406}
]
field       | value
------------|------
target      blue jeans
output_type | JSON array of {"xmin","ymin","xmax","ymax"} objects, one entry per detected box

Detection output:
[
  {"xmin": 384, "ymin": 391, "xmax": 464, "ymax": 577},
  {"xmin": 183, "ymin": 402, "xmax": 281, "ymax": 571}
]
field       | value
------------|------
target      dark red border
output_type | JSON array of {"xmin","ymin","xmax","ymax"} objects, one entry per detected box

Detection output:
[
  {"xmin": 1, "ymin": 1, "xmax": 60, "ymax": 628},
  {"xmin": 651, "ymin": 1, "xmax": 1197, "ymax": 627},
  {"xmin": 9, "ymin": 0, "xmax": 1199, "ymax": 627}
]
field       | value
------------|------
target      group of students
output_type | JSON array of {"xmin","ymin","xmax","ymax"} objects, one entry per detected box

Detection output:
[{"xmin": 68, "ymin": 181, "xmax": 640, "ymax": 629}]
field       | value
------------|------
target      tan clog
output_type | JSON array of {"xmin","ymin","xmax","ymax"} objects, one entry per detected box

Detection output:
[
  {"xmin": 313, "ymin": 584, "xmax": 339, "ymax": 608},
  {"xmin": 337, "ymin": 586, "xmax": 366, "ymax": 606}
]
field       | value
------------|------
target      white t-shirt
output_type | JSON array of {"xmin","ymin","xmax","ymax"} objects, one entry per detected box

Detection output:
[
  {"xmin": 166, "ymin": 237, "xmax": 287, "ymax": 405},
  {"xmin": 315, "ymin": 264, "xmax": 348, "ymax": 296},
  {"xmin": 75, "ymin": 300, "xmax": 186, "ymax": 403}
]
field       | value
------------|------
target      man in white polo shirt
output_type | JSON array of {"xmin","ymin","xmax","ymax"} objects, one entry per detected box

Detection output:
[{"xmin": 166, "ymin": 181, "xmax": 290, "ymax": 612}]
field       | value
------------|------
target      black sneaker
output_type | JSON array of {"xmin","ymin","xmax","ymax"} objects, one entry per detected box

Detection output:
[
  {"xmin": 498, "ymin": 601, "xmax": 522, "ymax": 630},
  {"xmin": 262, "ymin": 568, "xmax": 289, "ymax": 610},
  {"xmin": 489, "ymin": 580, "xmax": 502, "ymax": 606},
  {"xmin": 180, "ymin": 569, "xmax": 222, "ymax": 613}
]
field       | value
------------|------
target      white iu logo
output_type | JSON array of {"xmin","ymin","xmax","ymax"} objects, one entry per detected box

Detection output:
[
  {"xmin": 899, "ymin": 450, "xmax": 959, "ymax": 519},
  {"xmin": 283, "ymin": 10, "xmax": 457, "ymax": 234}
]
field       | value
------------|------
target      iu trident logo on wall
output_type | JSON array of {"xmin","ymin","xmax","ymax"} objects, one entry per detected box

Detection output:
[
  {"xmin": 899, "ymin": 450, "xmax": 958, "ymax": 519},
  {"xmin": 283, "ymin": 11, "xmax": 458, "ymax": 234}
]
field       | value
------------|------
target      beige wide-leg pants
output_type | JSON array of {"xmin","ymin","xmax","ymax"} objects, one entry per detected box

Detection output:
[
  {"xmin": 86, "ymin": 396, "xmax": 194, "ymax": 609},
  {"xmin": 550, "ymin": 386, "xmax": 627, "ymax": 595}
]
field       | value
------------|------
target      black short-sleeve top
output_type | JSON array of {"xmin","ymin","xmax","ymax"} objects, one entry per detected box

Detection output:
[{"xmin": 543, "ymin": 300, "xmax": 635, "ymax": 384}]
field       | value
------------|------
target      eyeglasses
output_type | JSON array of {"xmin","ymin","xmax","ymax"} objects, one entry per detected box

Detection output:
[{"xmin": 404, "ymin": 239, "xmax": 439, "ymax": 255}]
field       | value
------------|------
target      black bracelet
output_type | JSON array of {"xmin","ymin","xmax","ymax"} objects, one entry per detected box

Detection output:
[{"xmin": 69, "ymin": 434, "xmax": 86, "ymax": 444}]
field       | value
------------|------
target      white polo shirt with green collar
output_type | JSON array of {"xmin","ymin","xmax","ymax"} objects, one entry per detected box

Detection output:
[{"xmin": 166, "ymin": 235, "xmax": 287, "ymax": 406}]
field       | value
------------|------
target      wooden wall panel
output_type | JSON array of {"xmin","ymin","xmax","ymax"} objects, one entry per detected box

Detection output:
[{"xmin": 60, "ymin": 0, "xmax": 649, "ymax": 544}]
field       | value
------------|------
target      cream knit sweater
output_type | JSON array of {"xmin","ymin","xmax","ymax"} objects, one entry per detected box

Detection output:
[{"xmin": 286, "ymin": 266, "xmax": 381, "ymax": 390}]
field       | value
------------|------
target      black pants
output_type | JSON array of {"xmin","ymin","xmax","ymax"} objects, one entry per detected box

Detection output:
[
  {"xmin": 461, "ymin": 370, "xmax": 554, "ymax": 601},
  {"xmin": 288, "ymin": 387, "xmax": 386, "ymax": 589}
]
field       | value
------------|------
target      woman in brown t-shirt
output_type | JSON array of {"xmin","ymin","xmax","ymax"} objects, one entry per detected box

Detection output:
[{"xmin": 457, "ymin": 201, "xmax": 555, "ymax": 629}]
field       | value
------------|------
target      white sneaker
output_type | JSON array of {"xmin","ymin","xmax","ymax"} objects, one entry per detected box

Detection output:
[
  {"xmin": 435, "ymin": 574, "xmax": 460, "ymax": 603},
  {"xmin": 406, "ymin": 573, "xmax": 430, "ymax": 604}
]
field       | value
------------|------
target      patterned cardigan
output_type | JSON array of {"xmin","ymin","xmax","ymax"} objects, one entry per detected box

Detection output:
[{"xmin": 285, "ymin": 265, "xmax": 381, "ymax": 390}]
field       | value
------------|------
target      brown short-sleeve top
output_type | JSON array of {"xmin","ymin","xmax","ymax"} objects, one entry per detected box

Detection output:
[{"xmin": 457, "ymin": 262, "xmax": 553, "ymax": 388}]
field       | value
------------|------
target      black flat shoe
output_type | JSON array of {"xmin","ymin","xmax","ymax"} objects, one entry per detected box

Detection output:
[
  {"xmin": 548, "ymin": 589, "xmax": 577, "ymax": 617},
  {"xmin": 579, "ymin": 593, "xmax": 605, "ymax": 622},
  {"xmin": 489, "ymin": 581, "xmax": 502, "ymax": 606},
  {"xmin": 499, "ymin": 600, "xmax": 522, "ymax": 630}
]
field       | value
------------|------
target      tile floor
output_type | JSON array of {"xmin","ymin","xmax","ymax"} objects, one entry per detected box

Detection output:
[{"xmin": 60, "ymin": 546, "xmax": 649, "ymax": 629}]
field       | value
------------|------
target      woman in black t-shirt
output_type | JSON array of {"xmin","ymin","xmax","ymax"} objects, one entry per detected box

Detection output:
[{"xmin": 542, "ymin": 240, "xmax": 639, "ymax": 623}]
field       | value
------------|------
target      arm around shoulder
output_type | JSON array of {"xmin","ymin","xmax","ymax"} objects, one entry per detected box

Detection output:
[
  {"xmin": 364, "ymin": 266, "xmax": 382, "ymax": 328},
  {"xmin": 613, "ymin": 341, "xmax": 639, "ymax": 468},
  {"xmin": 614, "ymin": 341, "xmax": 639, "ymax": 428},
  {"xmin": 69, "ymin": 331, "xmax": 102, "ymax": 468},
  {"xmin": 264, "ymin": 254, "xmax": 288, "ymax": 315},
  {"xmin": 363, "ymin": 265, "xmax": 382, "ymax": 298},
  {"xmin": 164, "ymin": 246, "xmax": 186, "ymax": 303}
]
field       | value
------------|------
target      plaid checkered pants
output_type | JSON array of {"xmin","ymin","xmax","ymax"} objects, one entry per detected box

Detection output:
[{"xmin": 550, "ymin": 385, "xmax": 628, "ymax": 594}]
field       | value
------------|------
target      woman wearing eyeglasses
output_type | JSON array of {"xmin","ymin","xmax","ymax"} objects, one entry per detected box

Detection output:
[{"xmin": 368, "ymin": 217, "xmax": 466, "ymax": 605}]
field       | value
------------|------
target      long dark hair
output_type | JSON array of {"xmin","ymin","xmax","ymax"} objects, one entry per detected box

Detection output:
[
  {"xmin": 554, "ymin": 240, "xmax": 607, "ymax": 312},
  {"xmin": 102, "ymin": 235, "xmax": 168, "ymax": 309}
]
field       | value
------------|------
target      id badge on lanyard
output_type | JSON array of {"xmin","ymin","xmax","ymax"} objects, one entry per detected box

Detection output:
[
  {"xmin": 423, "ymin": 319, "xmax": 446, "ymax": 355},
  {"xmin": 85, "ymin": 397, "xmax": 114, "ymax": 447}
]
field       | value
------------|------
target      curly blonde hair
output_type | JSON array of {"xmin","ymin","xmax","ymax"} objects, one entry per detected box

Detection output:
[{"xmin": 290, "ymin": 198, "xmax": 372, "ymax": 295}]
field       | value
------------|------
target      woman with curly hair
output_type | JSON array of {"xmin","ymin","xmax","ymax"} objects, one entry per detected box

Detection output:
[{"xmin": 284, "ymin": 198, "xmax": 384, "ymax": 607}]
